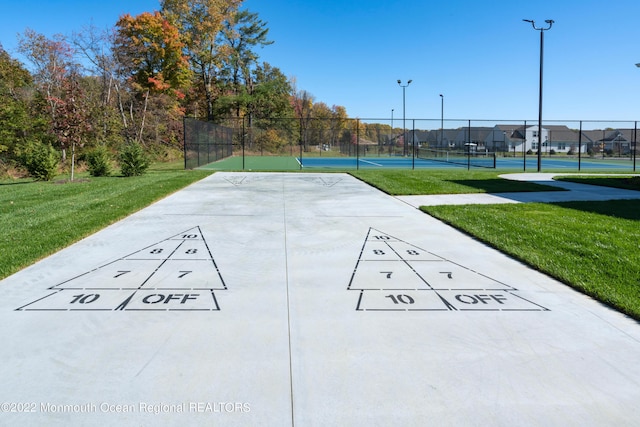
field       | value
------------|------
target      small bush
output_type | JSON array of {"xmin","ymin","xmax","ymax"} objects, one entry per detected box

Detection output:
[
  {"xmin": 86, "ymin": 146, "xmax": 112, "ymax": 177},
  {"xmin": 18, "ymin": 140, "xmax": 59, "ymax": 181},
  {"xmin": 119, "ymin": 142, "xmax": 150, "ymax": 177}
]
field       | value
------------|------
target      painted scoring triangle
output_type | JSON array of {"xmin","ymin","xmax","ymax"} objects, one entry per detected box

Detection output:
[
  {"xmin": 17, "ymin": 226, "xmax": 226, "ymax": 311},
  {"xmin": 349, "ymin": 228, "xmax": 548, "ymax": 312}
]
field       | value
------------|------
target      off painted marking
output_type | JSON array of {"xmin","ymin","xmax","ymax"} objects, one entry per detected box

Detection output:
[
  {"xmin": 17, "ymin": 226, "xmax": 226, "ymax": 312},
  {"xmin": 349, "ymin": 228, "xmax": 549, "ymax": 312}
]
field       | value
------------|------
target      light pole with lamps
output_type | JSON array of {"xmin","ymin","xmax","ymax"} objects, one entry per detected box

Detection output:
[
  {"xmin": 523, "ymin": 18, "xmax": 554, "ymax": 172},
  {"xmin": 398, "ymin": 79, "xmax": 412, "ymax": 156},
  {"xmin": 633, "ymin": 63, "xmax": 639, "ymax": 170}
]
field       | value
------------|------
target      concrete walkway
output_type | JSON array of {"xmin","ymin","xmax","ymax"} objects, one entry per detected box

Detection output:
[
  {"xmin": 398, "ymin": 172, "xmax": 640, "ymax": 206},
  {"xmin": 1, "ymin": 172, "xmax": 640, "ymax": 426}
]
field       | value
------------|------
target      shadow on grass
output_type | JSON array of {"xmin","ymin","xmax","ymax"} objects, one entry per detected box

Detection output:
[
  {"xmin": 557, "ymin": 176, "xmax": 640, "ymax": 191},
  {"xmin": 553, "ymin": 199, "xmax": 640, "ymax": 221},
  {"xmin": 0, "ymin": 181, "xmax": 34, "ymax": 186},
  {"xmin": 447, "ymin": 179, "xmax": 564, "ymax": 193}
]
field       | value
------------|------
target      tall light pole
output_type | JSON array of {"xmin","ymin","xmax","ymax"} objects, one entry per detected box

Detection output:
[
  {"xmin": 398, "ymin": 79, "xmax": 412, "ymax": 156},
  {"xmin": 439, "ymin": 94, "xmax": 444, "ymax": 148},
  {"xmin": 635, "ymin": 64, "xmax": 640, "ymax": 170},
  {"xmin": 523, "ymin": 18, "xmax": 554, "ymax": 172}
]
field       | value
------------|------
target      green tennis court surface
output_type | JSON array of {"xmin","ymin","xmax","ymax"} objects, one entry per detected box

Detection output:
[{"xmin": 1, "ymin": 172, "xmax": 639, "ymax": 425}]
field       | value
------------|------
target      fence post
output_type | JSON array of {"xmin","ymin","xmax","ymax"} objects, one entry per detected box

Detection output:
[
  {"xmin": 242, "ymin": 117, "xmax": 246, "ymax": 170},
  {"xmin": 356, "ymin": 119, "xmax": 360, "ymax": 170},
  {"xmin": 412, "ymin": 119, "xmax": 415, "ymax": 170},
  {"xmin": 634, "ymin": 121, "xmax": 637, "ymax": 172},
  {"xmin": 299, "ymin": 117, "xmax": 304, "ymax": 170},
  {"xmin": 183, "ymin": 117, "xmax": 187, "ymax": 170},
  {"xmin": 523, "ymin": 120, "xmax": 527, "ymax": 171},
  {"xmin": 467, "ymin": 120, "xmax": 471, "ymax": 170},
  {"xmin": 578, "ymin": 121, "xmax": 582, "ymax": 171}
]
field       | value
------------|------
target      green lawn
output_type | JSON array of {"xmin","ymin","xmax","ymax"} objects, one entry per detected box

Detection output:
[
  {"xmin": 421, "ymin": 201, "xmax": 640, "ymax": 320},
  {"xmin": 0, "ymin": 164, "xmax": 212, "ymax": 279},
  {"xmin": 350, "ymin": 169, "xmax": 563, "ymax": 195}
]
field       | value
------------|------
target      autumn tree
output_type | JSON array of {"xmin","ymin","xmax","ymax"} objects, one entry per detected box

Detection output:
[
  {"xmin": 72, "ymin": 24, "xmax": 125, "ymax": 147},
  {"xmin": 328, "ymin": 105, "xmax": 347, "ymax": 149},
  {"xmin": 48, "ymin": 69, "xmax": 92, "ymax": 180},
  {"xmin": 115, "ymin": 12, "xmax": 191, "ymax": 95},
  {"xmin": 251, "ymin": 62, "xmax": 293, "ymax": 120},
  {"xmin": 232, "ymin": 62, "xmax": 290, "ymax": 150},
  {"xmin": 17, "ymin": 29, "xmax": 76, "ymax": 160},
  {"xmin": 161, "ymin": 0, "xmax": 242, "ymax": 121},
  {"xmin": 308, "ymin": 102, "xmax": 331, "ymax": 149},
  {"xmin": 220, "ymin": 9, "xmax": 272, "ymax": 119},
  {"xmin": 114, "ymin": 11, "xmax": 192, "ymax": 145},
  {"xmin": 290, "ymin": 77, "xmax": 315, "ymax": 151}
]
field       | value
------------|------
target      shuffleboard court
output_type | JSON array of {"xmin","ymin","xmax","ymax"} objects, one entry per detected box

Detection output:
[{"xmin": 1, "ymin": 172, "xmax": 640, "ymax": 425}]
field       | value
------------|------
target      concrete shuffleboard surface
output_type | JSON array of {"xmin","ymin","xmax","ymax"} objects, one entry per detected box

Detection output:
[{"xmin": 1, "ymin": 172, "xmax": 639, "ymax": 426}]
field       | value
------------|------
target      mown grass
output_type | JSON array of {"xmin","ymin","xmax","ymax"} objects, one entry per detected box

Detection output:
[
  {"xmin": 350, "ymin": 169, "xmax": 563, "ymax": 195},
  {"xmin": 0, "ymin": 164, "xmax": 213, "ymax": 279},
  {"xmin": 421, "ymin": 201, "xmax": 640, "ymax": 320}
]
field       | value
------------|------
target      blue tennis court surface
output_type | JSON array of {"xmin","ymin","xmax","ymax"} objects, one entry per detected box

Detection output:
[{"xmin": 297, "ymin": 156, "xmax": 637, "ymax": 170}]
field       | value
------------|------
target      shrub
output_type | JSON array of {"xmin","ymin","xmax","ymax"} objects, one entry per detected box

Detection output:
[
  {"xmin": 18, "ymin": 140, "xmax": 59, "ymax": 181},
  {"xmin": 86, "ymin": 146, "xmax": 112, "ymax": 177},
  {"xmin": 119, "ymin": 142, "xmax": 150, "ymax": 177}
]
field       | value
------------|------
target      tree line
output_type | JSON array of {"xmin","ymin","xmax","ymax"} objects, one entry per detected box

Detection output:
[{"xmin": 0, "ymin": 0, "xmax": 355, "ymax": 180}]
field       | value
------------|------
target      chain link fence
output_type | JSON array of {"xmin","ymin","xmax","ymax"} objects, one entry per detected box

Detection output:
[
  {"xmin": 184, "ymin": 117, "xmax": 639, "ymax": 171},
  {"xmin": 183, "ymin": 118, "xmax": 234, "ymax": 169}
]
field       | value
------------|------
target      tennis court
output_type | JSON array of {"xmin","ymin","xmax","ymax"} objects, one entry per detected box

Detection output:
[{"xmin": 201, "ymin": 153, "xmax": 638, "ymax": 171}]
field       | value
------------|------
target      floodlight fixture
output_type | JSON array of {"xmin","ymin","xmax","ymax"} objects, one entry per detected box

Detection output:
[{"xmin": 523, "ymin": 19, "xmax": 554, "ymax": 31}]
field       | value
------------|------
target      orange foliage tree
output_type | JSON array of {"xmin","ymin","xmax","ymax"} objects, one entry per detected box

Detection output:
[{"xmin": 114, "ymin": 11, "xmax": 192, "ymax": 145}]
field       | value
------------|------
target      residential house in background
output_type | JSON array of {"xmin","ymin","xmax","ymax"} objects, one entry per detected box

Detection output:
[
  {"xmin": 582, "ymin": 129, "xmax": 634, "ymax": 155},
  {"xmin": 486, "ymin": 124, "xmax": 589, "ymax": 154},
  {"xmin": 389, "ymin": 124, "xmax": 636, "ymax": 157}
]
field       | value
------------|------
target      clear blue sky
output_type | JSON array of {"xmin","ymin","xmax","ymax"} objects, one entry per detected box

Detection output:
[{"xmin": 2, "ymin": 0, "xmax": 640, "ymax": 122}]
